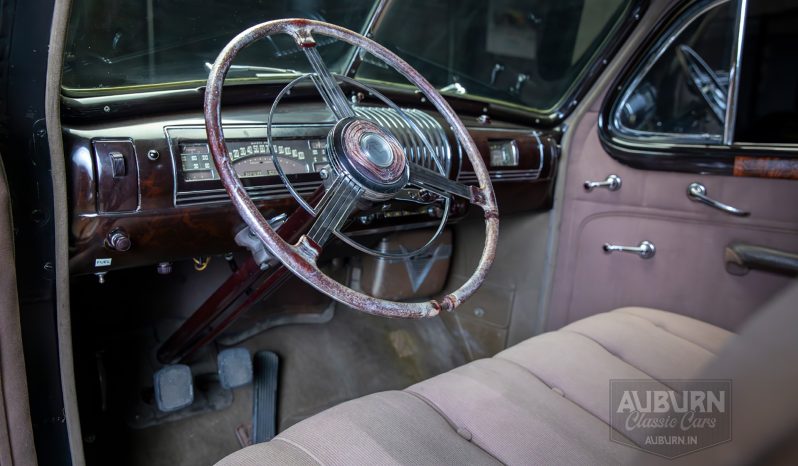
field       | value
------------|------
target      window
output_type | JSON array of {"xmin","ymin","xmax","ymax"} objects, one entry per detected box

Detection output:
[
  {"xmin": 600, "ymin": 0, "xmax": 798, "ymax": 173},
  {"xmin": 734, "ymin": 0, "xmax": 798, "ymax": 144},
  {"xmin": 610, "ymin": 0, "xmax": 736, "ymax": 143}
]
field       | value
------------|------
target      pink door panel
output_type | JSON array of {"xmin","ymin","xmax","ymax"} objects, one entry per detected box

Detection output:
[{"xmin": 547, "ymin": 110, "xmax": 798, "ymax": 331}]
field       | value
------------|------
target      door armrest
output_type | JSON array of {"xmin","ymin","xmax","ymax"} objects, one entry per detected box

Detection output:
[{"xmin": 725, "ymin": 243, "xmax": 798, "ymax": 276}]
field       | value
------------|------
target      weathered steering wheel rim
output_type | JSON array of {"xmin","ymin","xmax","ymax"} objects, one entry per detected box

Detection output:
[{"xmin": 204, "ymin": 18, "xmax": 498, "ymax": 318}]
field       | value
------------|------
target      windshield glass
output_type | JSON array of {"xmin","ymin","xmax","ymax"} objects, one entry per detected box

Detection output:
[
  {"xmin": 63, "ymin": 0, "xmax": 633, "ymax": 113},
  {"xmin": 360, "ymin": 0, "xmax": 631, "ymax": 112},
  {"xmin": 62, "ymin": 0, "xmax": 375, "ymax": 90}
]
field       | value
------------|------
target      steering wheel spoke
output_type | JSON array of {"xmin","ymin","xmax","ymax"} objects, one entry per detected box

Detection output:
[
  {"xmin": 408, "ymin": 163, "xmax": 477, "ymax": 203},
  {"xmin": 306, "ymin": 175, "xmax": 363, "ymax": 248},
  {"xmin": 295, "ymin": 32, "xmax": 355, "ymax": 120}
]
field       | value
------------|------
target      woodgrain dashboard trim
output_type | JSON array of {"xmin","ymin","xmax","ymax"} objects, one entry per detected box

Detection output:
[{"xmin": 65, "ymin": 106, "xmax": 558, "ymax": 275}]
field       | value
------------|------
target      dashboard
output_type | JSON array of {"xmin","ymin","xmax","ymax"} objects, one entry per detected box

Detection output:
[{"xmin": 65, "ymin": 102, "xmax": 559, "ymax": 276}]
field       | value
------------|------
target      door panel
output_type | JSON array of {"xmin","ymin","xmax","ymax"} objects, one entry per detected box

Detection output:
[{"xmin": 548, "ymin": 109, "xmax": 798, "ymax": 331}]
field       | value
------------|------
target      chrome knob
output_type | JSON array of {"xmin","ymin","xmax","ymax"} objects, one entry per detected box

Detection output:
[
  {"xmin": 584, "ymin": 174, "xmax": 622, "ymax": 192},
  {"xmin": 106, "ymin": 229, "xmax": 131, "ymax": 252}
]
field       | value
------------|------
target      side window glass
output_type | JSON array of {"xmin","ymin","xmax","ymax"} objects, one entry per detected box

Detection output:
[
  {"xmin": 734, "ymin": 0, "xmax": 798, "ymax": 144},
  {"xmin": 611, "ymin": 0, "xmax": 736, "ymax": 143}
]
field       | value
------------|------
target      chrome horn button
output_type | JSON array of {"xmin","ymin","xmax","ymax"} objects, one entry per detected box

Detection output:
[
  {"xmin": 327, "ymin": 118, "xmax": 409, "ymax": 200},
  {"xmin": 360, "ymin": 132, "xmax": 395, "ymax": 168}
]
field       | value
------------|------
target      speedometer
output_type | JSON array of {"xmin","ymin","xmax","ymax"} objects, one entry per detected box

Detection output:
[{"xmin": 179, "ymin": 139, "xmax": 329, "ymax": 182}]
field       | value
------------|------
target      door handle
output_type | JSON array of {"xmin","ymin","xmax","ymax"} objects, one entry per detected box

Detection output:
[
  {"xmin": 603, "ymin": 240, "xmax": 656, "ymax": 259},
  {"xmin": 687, "ymin": 182, "xmax": 750, "ymax": 217},
  {"xmin": 584, "ymin": 174, "xmax": 621, "ymax": 192}
]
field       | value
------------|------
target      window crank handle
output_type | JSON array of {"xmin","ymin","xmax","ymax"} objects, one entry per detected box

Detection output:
[
  {"xmin": 584, "ymin": 174, "xmax": 622, "ymax": 192},
  {"xmin": 603, "ymin": 240, "xmax": 656, "ymax": 259}
]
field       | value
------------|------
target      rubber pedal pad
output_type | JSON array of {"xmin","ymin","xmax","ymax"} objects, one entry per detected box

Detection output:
[
  {"xmin": 251, "ymin": 351, "xmax": 279, "ymax": 443},
  {"xmin": 218, "ymin": 347, "xmax": 253, "ymax": 389},
  {"xmin": 153, "ymin": 364, "xmax": 194, "ymax": 412}
]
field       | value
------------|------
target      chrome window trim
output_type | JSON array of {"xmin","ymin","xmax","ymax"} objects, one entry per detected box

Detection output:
[
  {"xmin": 732, "ymin": 142, "xmax": 798, "ymax": 152},
  {"xmin": 609, "ymin": 0, "xmax": 732, "ymax": 145},
  {"xmin": 723, "ymin": 0, "xmax": 748, "ymax": 145}
]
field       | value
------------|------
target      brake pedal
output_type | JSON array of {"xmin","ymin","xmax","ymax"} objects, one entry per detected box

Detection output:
[
  {"xmin": 252, "ymin": 351, "xmax": 279, "ymax": 443},
  {"xmin": 153, "ymin": 364, "xmax": 194, "ymax": 412},
  {"xmin": 218, "ymin": 347, "xmax": 253, "ymax": 389}
]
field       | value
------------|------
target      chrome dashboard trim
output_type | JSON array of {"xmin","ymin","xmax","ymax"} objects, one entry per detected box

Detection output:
[
  {"xmin": 175, "ymin": 181, "xmax": 323, "ymax": 206},
  {"xmin": 355, "ymin": 106, "xmax": 452, "ymax": 176},
  {"xmin": 457, "ymin": 169, "xmax": 543, "ymax": 184},
  {"xmin": 458, "ymin": 131, "xmax": 546, "ymax": 184}
]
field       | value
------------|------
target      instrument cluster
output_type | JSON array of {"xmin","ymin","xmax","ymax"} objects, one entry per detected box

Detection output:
[{"xmin": 178, "ymin": 139, "xmax": 329, "ymax": 182}]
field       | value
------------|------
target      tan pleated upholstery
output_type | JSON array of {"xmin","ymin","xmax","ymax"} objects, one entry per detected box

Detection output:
[
  {"xmin": 218, "ymin": 306, "xmax": 743, "ymax": 466},
  {"xmin": 0, "ymin": 159, "xmax": 37, "ymax": 466},
  {"xmin": 220, "ymin": 391, "xmax": 502, "ymax": 465}
]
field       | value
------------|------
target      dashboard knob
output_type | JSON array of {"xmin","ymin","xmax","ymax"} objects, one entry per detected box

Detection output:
[{"xmin": 106, "ymin": 229, "xmax": 131, "ymax": 252}]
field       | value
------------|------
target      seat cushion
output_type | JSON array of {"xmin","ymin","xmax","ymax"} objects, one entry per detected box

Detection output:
[
  {"xmin": 220, "ymin": 391, "xmax": 502, "ymax": 466},
  {"xmin": 217, "ymin": 307, "xmax": 734, "ymax": 465}
]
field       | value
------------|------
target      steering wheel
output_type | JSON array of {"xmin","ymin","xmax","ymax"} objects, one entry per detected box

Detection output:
[
  {"xmin": 676, "ymin": 44, "xmax": 728, "ymax": 124},
  {"xmin": 204, "ymin": 19, "xmax": 498, "ymax": 319}
]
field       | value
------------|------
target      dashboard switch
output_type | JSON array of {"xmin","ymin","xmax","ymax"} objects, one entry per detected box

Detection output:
[
  {"xmin": 93, "ymin": 139, "xmax": 139, "ymax": 213},
  {"xmin": 109, "ymin": 151, "xmax": 127, "ymax": 177},
  {"xmin": 106, "ymin": 228, "xmax": 131, "ymax": 252}
]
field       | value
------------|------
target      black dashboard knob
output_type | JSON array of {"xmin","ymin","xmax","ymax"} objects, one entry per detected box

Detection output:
[{"xmin": 106, "ymin": 229, "xmax": 131, "ymax": 252}]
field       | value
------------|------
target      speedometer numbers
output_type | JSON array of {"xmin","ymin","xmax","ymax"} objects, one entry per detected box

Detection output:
[{"xmin": 179, "ymin": 139, "xmax": 329, "ymax": 182}]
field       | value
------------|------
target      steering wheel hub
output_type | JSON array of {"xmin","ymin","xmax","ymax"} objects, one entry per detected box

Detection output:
[{"xmin": 328, "ymin": 118, "xmax": 408, "ymax": 200}]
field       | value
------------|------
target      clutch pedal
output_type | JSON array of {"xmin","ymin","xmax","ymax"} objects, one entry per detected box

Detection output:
[{"xmin": 153, "ymin": 364, "xmax": 194, "ymax": 412}]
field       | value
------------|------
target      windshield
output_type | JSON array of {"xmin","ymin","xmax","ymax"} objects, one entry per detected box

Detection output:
[{"xmin": 63, "ymin": 0, "xmax": 633, "ymax": 114}]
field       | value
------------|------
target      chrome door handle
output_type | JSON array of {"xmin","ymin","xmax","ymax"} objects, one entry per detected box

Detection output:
[
  {"xmin": 687, "ymin": 182, "xmax": 750, "ymax": 217},
  {"xmin": 584, "ymin": 174, "xmax": 622, "ymax": 192},
  {"xmin": 603, "ymin": 240, "xmax": 656, "ymax": 259}
]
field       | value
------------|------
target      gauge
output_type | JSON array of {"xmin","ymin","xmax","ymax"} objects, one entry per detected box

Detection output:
[
  {"xmin": 179, "ymin": 139, "xmax": 328, "ymax": 182},
  {"xmin": 488, "ymin": 139, "xmax": 519, "ymax": 167}
]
